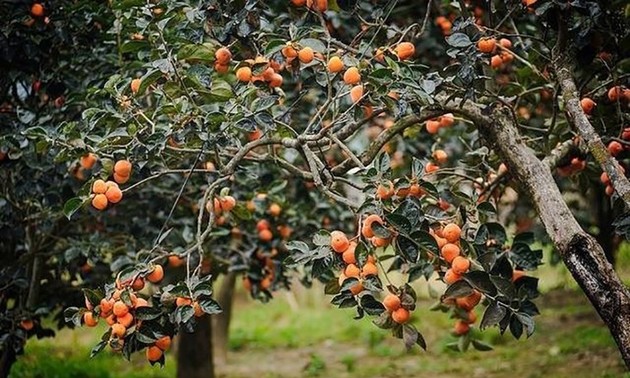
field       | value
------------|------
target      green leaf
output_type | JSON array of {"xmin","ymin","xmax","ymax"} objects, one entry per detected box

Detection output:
[
  {"xmin": 480, "ymin": 302, "xmax": 507, "ymax": 330},
  {"xmin": 199, "ymin": 298, "xmax": 222, "ymax": 314},
  {"xmin": 178, "ymin": 43, "xmax": 216, "ymax": 63},
  {"xmin": 471, "ymin": 339, "xmax": 493, "ymax": 351},
  {"xmin": 446, "ymin": 33, "xmax": 472, "ymax": 48},
  {"xmin": 209, "ymin": 79, "xmax": 233, "ymax": 102},
  {"xmin": 463, "ymin": 271, "xmax": 497, "ymax": 296},
  {"xmin": 63, "ymin": 197, "xmax": 85, "ymax": 220},
  {"xmin": 360, "ymin": 294, "xmax": 386, "ymax": 315},
  {"xmin": 442, "ymin": 280, "xmax": 474, "ymax": 299},
  {"xmin": 299, "ymin": 38, "xmax": 326, "ymax": 53},
  {"xmin": 90, "ymin": 340, "xmax": 107, "ymax": 358},
  {"xmin": 138, "ymin": 69, "xmax": 163, "ymax": 95},
  {"xmin": 135, "ymin": 307, "xmax": 163, "ymax": 321}
]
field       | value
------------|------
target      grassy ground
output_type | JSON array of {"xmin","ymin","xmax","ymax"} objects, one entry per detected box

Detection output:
[{"xmin": 10, "ymin": 244, "xmax": 630, "ymax": 378}]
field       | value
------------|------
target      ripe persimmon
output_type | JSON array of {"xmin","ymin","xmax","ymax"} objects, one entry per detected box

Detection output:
[
  {"xmin": 113, "ymin": 301, "xmax": 129, "ymax": 317},
  {"xmin": 31, "ymin": 3, "xmax": 44, "ymax": 17},
  {"xmin": 376, "ymin": 181, "xmax": 394, "ymax": 200},
  {"xmin": 282, "ymin": 45, "xmax": 298, "ymax": 58},
  {"xmin": 439, "ymin": 113, "xmax": 455, "ymax": 127},
  {"xmin": 441, "ymin": 243, "xmax": 460, "ymax": 263},
  {"xmin": 259, "ymin": 228, "xmax": 273, "ymax": 242},
  {"xmin": 147, "ymin": 264, "xmax": 164, "ymax": 283},
  {"xmin": 444, "ymin": 268, "xmax": 461, "ymax": 284},
  {"xmin": 105, "ymin": 185, "xmax": 123, "ymax": 204},
  {"xmin": 490, "ymin": 55, "xmax": 503, "ymax": 69},
  {"xmin": 608, "ymin": 86, "xmax": 624, "ymax": 102},
  {"xmin": 146, "ymin": 345, "xmax": 163, "ymax": 362},
  {"xmin": 330, "ymin": 230, "xmax": 350, "ymax": 253},
  {"xmin": 135, "ymin": 298, "xmax": 149, "ymax": 308},
  {"xmin": 395, "ymin": 42, "xmax": 415, "ymax": 60},
  {"xmin": 361, "ymin": 262, "xmax": 378, "ymax": 277},
  {"xmin": 80, "ymin": 153, "xmax": 97, "ymax": 169},
  {"xmin": 132, "ymin": 277, "xmax": 145, "ymax": 291},
  {"xmin": 117, "ymin": 312, "xmax": 134, "ymax": 328},
  {"xmin": 433, "ymin": 149, "xmax": 448, "ymax": 164},
  {"xmin": 392, "ymin": 307, "xmax": 410, "ymax": 324},
  {"xmin": 114, "ymin": 160, "xmax": 132, "ymax": 176},
  {"xmin": 220, "ymin": 196, "xmax": 236, "ymax": 212},
  {"xmin": 453, "ymin": 319, "xmax": 470, "ymax": 335},
  {"xmin": 608, "ymin": 141, "xmax": 623, "ymax": 156},
  {"xmin": 451, "ymin": 256, "xmax": 470, "ymax": 275},
  {"xmin": 92, "ymin": 194, "xmax": 108, "ymax": 210},
  {"xmin": 269, "ymin": 73, "xmax": 283, "ymax": 88},
  {"xmin": 442, "ymin": 223, "xmax": 461, "ymax": 243},
  {"xmin": 362, "ymin": 214, "xmax": 383, "ymax": 238},
  {"xmin": 512, "ymin": 269, "xmax": 526, "ymax": 282},
  {"xmin": 343, "ymin": 67, "xmax": 361, "ymax": 85},
  {"xmin": 236, "ymin": 67, "xmax": 252, "ymax": 82},
  {"xmin": 256, "ymin": 219, "xmax": 271, "ymax": 231},
  {"xmin": 176, "ymin": 297, "xmax": 192, "ymax": 307},
  {"xmin": 298, "ymin": 47, "xmax": 314, "ymax": 63},
  {"xmin": 100, "ymin": 298, "xmax": 114, "ymax": 316},
  {"xmin": 426, "ymin": 119, "xmax": 440, "ymax": 134},
  {"xmin": 130, "ymin": 78, "xmax": 141, "ymax": 95},
  {"xmin": 344, "ymin": 263, "xmax": 361, "ymax": 278},
  {"xmin": 456, "ymin": 290, "xmax": 482, "ymax": 310},
  {"xmin": 20, "ymin": 319, "xmax": 34, "ymax": 331},
  {"xmin": 342, "ymin": 249, "xmax": 357, "ymax": 265},
  {"xmin": 477, "ymin": 38, "xmax": 496, "ymax": 53},
  {"xmin": 269, "ymin": 203, "xmax": 282, "ymax": 217},
  {"xmin": 499, "ymin": 38, "xmax": 512, "ymax": 48},
  {"xmin": 383, "ymin": 294, "xmax": 401, "ymax": 312},
  {"xmin": 425, "ymin": 162, "xmax": 439, "ymax": 173},
  {"xmin": 349, "ymin": 85, "xmax": 364, "ymax": 103},
  {"xmin": 327, "ymin": 56, "xmax": 344, "ymax": 73},
  {"xmin": 350, "ymin": 281, "xmax": 364, "ymax": 295},
  {"xmin": 113, "ymin": 172, "xmax": 129, "ymax": 184},
  {"xmin": 111, "ymin": 323, "xmax": 126, "ymax": 338},
  {"xmin": 466, "ymin": 310, "xmax": 477, "ymax": 324},
  {"xmin": 371, "ymin": 236, "xmax": 389, "ymax": 248},
  {"xmin": 215, "ymin": 47, "xmax": 232, "ymax": 65},
  {"xmin": 193, "ymin": 301, "xmax": 204, "ymax": 317},
  {"xmin": 92, "ymin": 179, "xmax": 107, "ymax": 194},
  {"xmin": 168, "ymin": 255, "xmax": 185, "ymax": 268},
  {"xmin": 83, "ymin": 312, "xmax": 98, "ymax": 327},
  {"xmin": 156, "ymin": 335, "xmax": 171, "ymax": 351},
  {"xmin": 580, "ymin": 98, "xmax": 596, "ymax": 115}
]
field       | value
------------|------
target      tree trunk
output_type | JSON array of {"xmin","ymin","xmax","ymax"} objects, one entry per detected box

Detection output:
[
  {"xmin": 593, "ymin": 184, "xmax": 616, "ymax": 265},
  {"xmin": 212, "ymin": 271, "xmax": 236, "ymax": 366},
  {"xmin": 0, "ymin": 348, "xmax": 16, "ymax": 378},
  {"xmin": 176, "ymin": 315, "xmax": 214, "ymax": 378},
  {"xmin": 469, "ymin": 105, "xmax": 630, "ymax": 368}
]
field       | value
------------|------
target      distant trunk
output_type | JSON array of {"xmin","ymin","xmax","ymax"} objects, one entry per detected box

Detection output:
[
  {"xmin": 176, "ymin": 315, "xmax": 214, "ymax": 378},
  {"xmin": 0, "ymin": 348, "xmax": 17, "ymax": 378},
  {"xmin": 212, "ymin": 271, "xmax": 236, "ymax": 366},
  {"xmin": 593, "ymin": 184, "xmax": 616, "ymax": 265}
]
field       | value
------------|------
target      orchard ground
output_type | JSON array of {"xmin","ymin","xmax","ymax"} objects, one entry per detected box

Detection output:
[{"xmin": 11, "ymin": 245, "xmax": 630, "ymax": 378}]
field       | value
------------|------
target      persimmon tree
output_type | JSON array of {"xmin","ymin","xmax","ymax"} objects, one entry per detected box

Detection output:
[{"xmin": 2, "ymin": 0, "xmax": 630, "ymax": 377}]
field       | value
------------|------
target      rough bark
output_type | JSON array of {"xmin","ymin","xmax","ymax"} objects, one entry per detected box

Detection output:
[
  {"xmin": 470, "ymin": 104, "xmax": 630, "ymax": 368},
  {"xmin": 176, "ymin": 315, "xmax": 214, "ymax": 378},
  {"xmin": 212, "ymin": 271, "xmax": 236, "ymax": 366}
]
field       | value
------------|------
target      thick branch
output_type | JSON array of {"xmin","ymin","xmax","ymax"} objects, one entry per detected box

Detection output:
[
  {"xmin": 552, "ymin": 26, "xmax": 630, "ymax": 209},
  {"xmin": 472, "ymin": 103, "xmax": 630, "ymax": 368}
]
